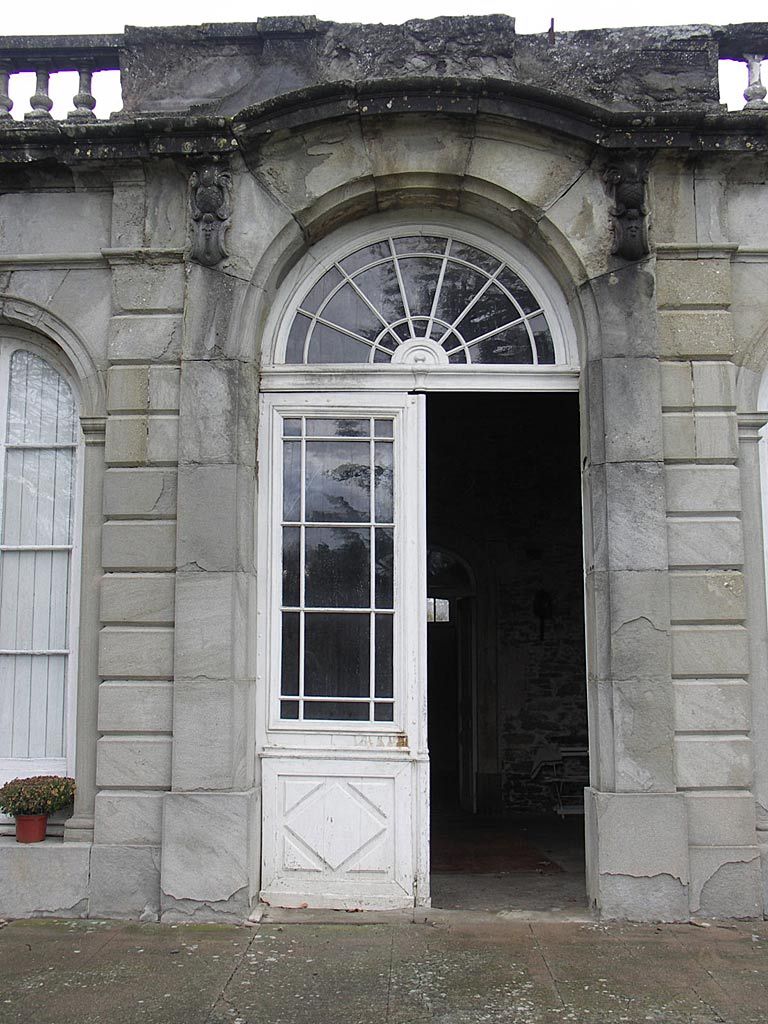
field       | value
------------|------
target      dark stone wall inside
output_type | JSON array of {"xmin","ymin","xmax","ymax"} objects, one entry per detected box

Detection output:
[{"xmin": 427, "ymin": 392, "xmax": 587, "ymax": 817}]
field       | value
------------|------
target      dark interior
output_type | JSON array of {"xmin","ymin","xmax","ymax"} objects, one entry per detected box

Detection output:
[{"xmin": 426, "ymin": 393, "xmax": 588, "ymax": 910}]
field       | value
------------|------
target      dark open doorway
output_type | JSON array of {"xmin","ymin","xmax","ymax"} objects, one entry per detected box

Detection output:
[{"xmin": 427, "ymin": 393, "xmax": 588, "ymax": 912}]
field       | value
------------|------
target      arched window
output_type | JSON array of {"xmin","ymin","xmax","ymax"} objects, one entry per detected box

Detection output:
[
  {"xmin": 0, "ymin": 341, "xmax": 79, "ymax": 784},
  {"xmin": 281, "ymin": 232, "xmax": 558, "ymax": 367}
]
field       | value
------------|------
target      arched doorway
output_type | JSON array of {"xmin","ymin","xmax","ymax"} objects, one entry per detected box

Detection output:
[{"xmin": 255, "ymin": 212, "xmax": 585, "ymax": 910}]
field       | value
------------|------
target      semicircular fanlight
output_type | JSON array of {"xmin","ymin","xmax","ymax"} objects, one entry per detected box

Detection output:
[{"xmin": 283, "ymin": 235, "xmax": 556, "ymax": 366}]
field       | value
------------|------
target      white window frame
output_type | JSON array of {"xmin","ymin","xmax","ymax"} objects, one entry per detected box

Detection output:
[{"xmin": 0, "ymin": 329, "xmax": 83, "ymax": 792}]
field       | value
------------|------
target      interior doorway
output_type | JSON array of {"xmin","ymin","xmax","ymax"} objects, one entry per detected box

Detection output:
[{"xmin": 426, "ymin": 393, "xmax": 588, "ymax": 912}]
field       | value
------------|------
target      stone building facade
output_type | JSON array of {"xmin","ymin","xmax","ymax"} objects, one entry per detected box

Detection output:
[{"xmin": 1, "ymin": 17, "xmax": 768, "ymax": 921}]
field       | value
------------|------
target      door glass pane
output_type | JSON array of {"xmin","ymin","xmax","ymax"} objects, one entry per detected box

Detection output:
[
  {"xmin": 282, "ymin": 441, "xmax": 301, "ymax": 521},
  {"xmin": 374, "ymin": 442, "xmax": 393, "ymax": 523},
  {"xmin": 304, "ymin": 701, "xmax": 369, "ymax": 721},
  {"xmin": 305, "ymin": 527, "xmax": 370, "ymax": 608},
  {"xmin": 374, "ymin": 528, "xmax": 394, "ymax": 608},
  {"xmin": 375, "ymin": 614, "xmax": 393, "ymax": 698},
  {"xmin": 306, "ymin": 418, "xmax": 369, "ymax": 438},
  {"xmin": 280, "ymin": 613, "xmax": 299, "ymax": 696},
  {"xmin": 282, "ymin": 528, "xmax": 300, "ymax": 606},
  {"xmin": 305, "ymin": 441, "xmax": 371, "ymax": 523},
  {"xmin": 304, "ymin": 613, "xmax": 369, "ymax": 698}
]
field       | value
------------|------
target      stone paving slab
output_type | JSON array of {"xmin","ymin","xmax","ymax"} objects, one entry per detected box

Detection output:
[{"xmin": 1, "ymin": 915, "xmax": 767, "ymax": 1024}]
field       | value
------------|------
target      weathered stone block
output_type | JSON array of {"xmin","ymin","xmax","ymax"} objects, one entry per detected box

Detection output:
[
  {"xmin": 650, "ymin": 166, "xmax": 695, "ymax": 245},
  {"xmin": 178, "ymin": 359, "xmax": 238, "ymax": 464},
  {"xmin": 98, "ymin": 626, "xmax": 175, "ymax": 679},
  {"xmin": 605, "ymin": 462, "xmax": 668, "ymax": 571},
  {"xmin": 172, "ymin": 678, "xmax": 253, "ymax": 791},
  {"xmin": 656, "ymin": 258, "xmax": 731, "ymax": 309},
  {"xmin": 94, "ymin": 791, "xmax": 164, "ymax": 846},
  {"xmin": 689, "ymin": 846, "xmax": 762, "ymax": 918},
  {"xmin": 668, "ymin": 571, "xmax": 745, "ymax": 622},
  {"xmin": 468, "ymin": 126, "xmax": 589, "ymax": 213},
  {"xmin": 183, "ymin": 264, "xmax": 250, "ymax": 360},
  {"xmin": 149, "ymin": 366, "xmax": 181, "ymax": 411},
  {"xmin": 0, "ymin": 192, "xmax": 110, "ymax": 253},
  {"xmin": 685, "ymin": 792, "xmax": 757, "ymax": 847},
  {"xmin": 602, "ymin": 357, "xmax": 663, "ymax": 462},
  {"xmin": 173, "ymin": 572, "xmax": 248, "ymax": 680},
  {"xmin": 109, "ymin": 314, "xmax": 182, "ymax": 362},
  {"xmin": 0, "ymin": 840, "xmax": 90, "ymax": 918},
  {"xmin": 542, "ymin": 169, "xmax": 614, "ymax": 283},
  {"xmin": 585, "ymin": 789, "xmax": 689, "ymax": 921},
  {"xmin": 161, "ymin": 791, "xmax": 255, "ymax": 921},
  {"xmin": 100, "ymin": 573, "xmax": 175, "ymax": 625},
  {"xmin": 102, "ymin": 521, "xmax": 176, "ymax": 571},
  {"xmin": 176, "ymin": 464, "xmax": 245, "ymax": 572},
  {"xmin": 691, "ymin": 361, "xmax": 735, "ymax": 408},
  {"xmin": 105, "ymin": 416, "xmax": 147, "ymax": 466},
  {"xmin": 694, "ymin": 412, "xmax": 738, "ymax": 461},
  {"xmin": 665, "ymin": 465, "xmax": 740, "ymax": 514},
  {"xmin": 675, "ymin": 735, "xmax": 753, "ymax": 789},
  {"xmin": 96, "ymin": 736, "xmax": 172, "ymax": 789},
  {"xmin": 89, "ymin": 844, "xmax": 161, "ymax": 920},
  {"xmin": 112, "ymin": 262, "xmax": 185, "ymax": 313},
  {"xmin": 111, "ymin": 176, "xmax": 145, "ymax": 249},
  {"xmin": 147, "ymin": 415, "xmax": 179, "ymax": 464},
  {"xmin": 658, "ymin": 310, "xmax": 733, "ymax": 358},
  {"xmin": 104, "ymin": 468, "xmax": 177, "ymax": 518},
  {"xmin": 660, "ymin": 360, "xmax": 692, "ymax": 409},
  {"xmin": 98, "ymin": 681, "xmax": 173, "ymax": 733},
  {"xmin": 667, "ymin": 517, "xmax": 743, "ymax": 568},
  {"xmin": 662, "ymin": 412, "xmax": 696, "ymax": 461},
  {"xmin": 107, "ymin": 366, "xmax": 149, "ymax": 412},
  {"xmin": 671, "ymin": 626, "xmax": 749, "ymax": 677},
  {"xmin": 613, "ymin": 677, "xmax": 675, "ymax": 792},
  {"xmin": 581, "ymin": 263, "xmax": 658, "ymax": 357},
  {"xmin": 674, "ymin": 680, "xmax": 751, "ymax": 733}
]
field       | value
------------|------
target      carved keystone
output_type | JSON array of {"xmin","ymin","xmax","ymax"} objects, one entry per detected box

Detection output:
[
  {"xmin": 603, "ymin": 156, "xmax": 651, "ymax": 261},
  {"xmin": 189, "ymin": 164, "xmax": 232, "ymax": 268}
]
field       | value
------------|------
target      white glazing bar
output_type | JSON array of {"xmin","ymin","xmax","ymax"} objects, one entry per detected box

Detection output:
[
  {"xmin": 425, "ymin": 238, "xmax": 452, "ymax": 341},
  {"xmin": 388, "ymin": 239, "xmax": 413, "ymax": 337},
  {"xmin": 298, "ymin": 417, "xmax": 306, "ymax": 715},
  {"xmin": 369, "ymin": 420, "xmax": 376, "ymax": 720}
]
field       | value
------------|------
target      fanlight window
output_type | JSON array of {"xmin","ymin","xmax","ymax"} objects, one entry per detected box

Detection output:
[{"xmin": 284, "ymin": 235, "xmax": 556, "ymax": 366}]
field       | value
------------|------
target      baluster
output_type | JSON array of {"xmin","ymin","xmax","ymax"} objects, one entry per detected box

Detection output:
[
  {"xmin": 67, "ymin": 67, "xmax": 96, "ymax": 121},
  {"xmin": 0, "ymin": 64, "xmax": 12, "ymax": 120},
  {"xmin": 743, "ymin": 54, "xmax": 768, "ymax": 110},
  {"xmin": 26, "ymin": 67, "xmax": 53, "ymax": 120}
]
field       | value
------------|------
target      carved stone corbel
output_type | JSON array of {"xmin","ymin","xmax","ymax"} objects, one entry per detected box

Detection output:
[
  {"xmin": 603, "ymin": 156, "xmax": 650, "ymax": 261},
  {"xmin": 189, "ymin": 164, "xmax": 232, "ymax": 267}
]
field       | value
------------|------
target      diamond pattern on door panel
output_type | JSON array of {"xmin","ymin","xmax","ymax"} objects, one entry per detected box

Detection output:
[{"xmin": 282, "ymin": 776, "xmax": 392, "ymax": 874}]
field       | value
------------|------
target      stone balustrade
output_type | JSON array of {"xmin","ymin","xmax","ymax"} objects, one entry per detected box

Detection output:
[
  {"xmin": 0, "ymin": 36, "xmax": 121, "ymax": 121},
  {"xmin": 0, "ymin": 23, "xmax": 767, "ymax": 122},
  {"xmin": 717, "ymin": 24, "xmax": 768, "ymax": 109}
]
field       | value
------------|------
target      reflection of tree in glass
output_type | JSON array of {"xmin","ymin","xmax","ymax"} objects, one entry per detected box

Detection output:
[{"xmin": 306, "ymin": 528, "xmax": 369, "ymax": 607}]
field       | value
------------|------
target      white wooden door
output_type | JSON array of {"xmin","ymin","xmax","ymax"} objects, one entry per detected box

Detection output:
[{"xmin": 257, "ymin": 392, "xmax": 429, "ymax": 909}]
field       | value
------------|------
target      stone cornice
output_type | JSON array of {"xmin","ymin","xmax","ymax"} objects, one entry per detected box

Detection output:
[{"xmin": 1, "ymin": 78, "xmax": 768, "ymax": 169}]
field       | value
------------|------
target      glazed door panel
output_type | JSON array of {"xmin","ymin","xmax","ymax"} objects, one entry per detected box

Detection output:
[{"xmin": 257, "ymin": 392, "xmax": 428, "ymax": 909}]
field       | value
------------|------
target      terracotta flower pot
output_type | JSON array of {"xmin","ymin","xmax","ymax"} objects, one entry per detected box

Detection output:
[{"xmin": 15, "ymin": 814, "xmax": 48, "ymax": 843}]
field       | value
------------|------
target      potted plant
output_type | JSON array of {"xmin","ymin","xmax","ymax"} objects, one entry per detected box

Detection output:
[{"xmin": 0, "ymin": 775, "xmax": 76, "ymax": 843}]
